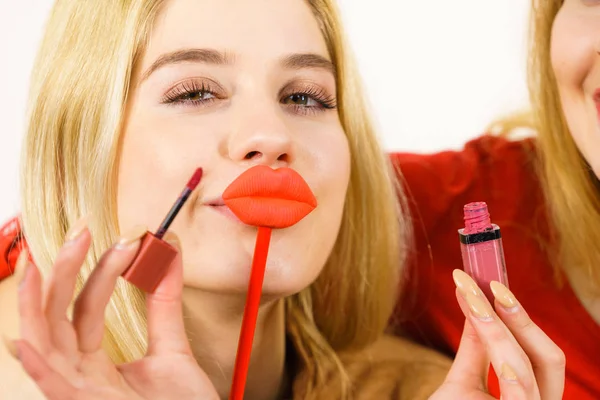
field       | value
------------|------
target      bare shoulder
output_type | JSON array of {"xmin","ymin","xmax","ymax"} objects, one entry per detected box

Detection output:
[
  {"xmin": 0, "ymin": 274, "xmax": 45, "ymax": 398},
  {"xmin": 337, "ymin": 334, "xmax": 451, "ymax": 399}
]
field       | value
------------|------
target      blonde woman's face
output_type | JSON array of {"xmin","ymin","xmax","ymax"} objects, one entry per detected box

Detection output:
[
  {"xmin": 117, "ymin": 0, "xmax": 350, "ymax": 296},
  {"xmin": 552, "ymin": 0, "xmax": 600, "ymax": 174}
]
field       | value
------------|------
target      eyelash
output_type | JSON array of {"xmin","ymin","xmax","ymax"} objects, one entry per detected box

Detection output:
[
  {"xmin": 161, "ymin": 81, "xmax": 220, "ymax": 106},
  {"xmin": 161, "ymin": 80, "xmax": 337, "ymax": 115},
  {"xmin": 281, "ymin": 85, "xmax": 338, "ymax": 115}
]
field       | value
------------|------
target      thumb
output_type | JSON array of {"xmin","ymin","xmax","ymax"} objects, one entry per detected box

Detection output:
[
  {"xmin": 443, "ymin": 289, "xmax": 490, "ymax": 391},
  {"xmin": 145, "ymin": 231, "xmax": 191, "ymax": 356}
]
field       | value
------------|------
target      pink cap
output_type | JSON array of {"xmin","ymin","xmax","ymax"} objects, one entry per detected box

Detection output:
[{"xmin": 463, "ymin": 202, "xmax": 492, "ymax": 234}]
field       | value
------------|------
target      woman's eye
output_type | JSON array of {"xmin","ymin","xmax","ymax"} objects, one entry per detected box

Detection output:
[
  {"xmin": 283, "ymin": 94, "xmax": 319, "ymax": 107},
  {"xmin": 180, "ymin": 91, "xmax": 214, "ymax": 102},
  {"xmin": 161, "ymin": 80, "xmax": 223, "ymax": 106}
]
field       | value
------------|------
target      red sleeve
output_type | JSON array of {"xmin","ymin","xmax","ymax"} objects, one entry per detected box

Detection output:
[{"xmin": 0, "ymin": 215, "xmax": 25, "ymax": 280}]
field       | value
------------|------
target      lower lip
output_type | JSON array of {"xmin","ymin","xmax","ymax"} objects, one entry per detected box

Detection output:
[
  {"xmin": 210, "ymin": 205, "xmax": 242, "ymax": 223},
  {"xmin": 224, "ymin": 198, "xmax": 314, "ymax": 229}
]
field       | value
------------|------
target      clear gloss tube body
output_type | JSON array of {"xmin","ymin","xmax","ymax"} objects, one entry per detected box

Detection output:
[{"xmin": 458, "ymin": 202, "xmax": 509, "ymax": 303}]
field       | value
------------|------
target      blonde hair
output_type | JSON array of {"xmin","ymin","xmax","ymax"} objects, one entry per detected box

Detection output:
[
  {"xmin": 20, "ymin": 0, "xmax": 409, "ymax": 397},
  {"xmin": 491, "ymin": 0, "xmax": 600, "ymax": 292}
]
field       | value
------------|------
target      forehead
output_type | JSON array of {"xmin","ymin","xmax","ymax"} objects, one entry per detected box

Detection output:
[{"xmin": 146, "ymin": 0, "xmax": 329, "ymax": 61}]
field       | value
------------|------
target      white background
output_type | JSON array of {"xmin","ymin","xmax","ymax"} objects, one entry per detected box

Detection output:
[{"xmin": 0, "ymin": 1, "xmax": 531, "ymax": 222}]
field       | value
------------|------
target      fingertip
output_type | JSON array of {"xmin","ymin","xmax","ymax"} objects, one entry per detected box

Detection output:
[
  {"xmin": 162, "ymin": 231, "xmax": 181, "ymax": 252},
  {"xmin": 490, "ymin": 280, "xmax": 520, "ymax": 311},
  {"xmin": 465, "ymin": 291, "xmax": 494, "ymax": 321},
  {"xmin": 114, "ymin": 225, "xmax": 148, "ymax": 251},
  {"xmin": 1, "ymin": 335, "xmax": 19, "ymax": 360},
  {"xmin": 18, "ymin": 258, "xmax": 40, "ymax": 293},
  {"xmin": 13, "ymin": 248, "xmax": 30, "ymax": 282},
  {"xmin": 64, "ymin": 214, "xmax": 91, "ymax": 244},
  {"xmin": 452, "ymin": 269, "xmax": 480, "ymax": 297},
  {"xmin": 500, "ymin": 362, "xmax": 519, "ymax": 383},
  {"xmin": 495, "ymin": 362, "xmax": 530, "ymax": 399}
]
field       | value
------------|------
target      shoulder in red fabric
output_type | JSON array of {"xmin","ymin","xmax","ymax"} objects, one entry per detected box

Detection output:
[
  {"xmin": 0, "ymin": 215, "xmax": 24, "ymax": 281},
  {"xmin": 389, "ymin": 134, "xmax": 600, "ymax": 399}
]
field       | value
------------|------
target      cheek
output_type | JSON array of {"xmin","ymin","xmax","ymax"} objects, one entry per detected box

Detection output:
[
  {"xmin": 116, "ymin": 110, "xmax": 213, "ymax": 233},
  {"xmin": 267, "ymin": 126, "xmax": 350, "ymax": 292},
  {"xmin": 550, "ymin": 7, "xmax": 600, "ymax": 175},
  {"xmin": 314, "ymin": 126, "xmax": 351, "ymax": 209},
  {"xmin": 550, "ymin": 11, "xmax": 596, "ymax": 92},
  {"xmin": 310, "ymin": 126, "xmax": 351, "ymax": 251}
]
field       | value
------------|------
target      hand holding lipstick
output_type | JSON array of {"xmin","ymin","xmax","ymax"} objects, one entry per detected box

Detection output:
[
  {"xmin": 429, "ymin": 269, "xmax": 565, "ymax": 400},
  {"xmin": 6, "ymin": 223, "xmax": 219, "ymax": 400},
  {"xmin": 6, "ymin": 165, "xmax": 317, "ymax": 400}
]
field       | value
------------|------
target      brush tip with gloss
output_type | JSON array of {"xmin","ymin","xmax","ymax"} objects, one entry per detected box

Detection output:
[{"xmin": 186, "ymin": 167, "xmax": 203, "ymax": 191}]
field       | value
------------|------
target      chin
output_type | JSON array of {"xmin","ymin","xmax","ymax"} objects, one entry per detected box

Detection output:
[
  {"xmin": 179, "ymin": 219, "xmax": 336, "ymax": 296},
  {"xmin": 181, "ymin": 257, "xmax": 320, "ymax": 298},
  {"xmin": 260, "ymin": 266, "xmax": 318, "ymax": 299}
]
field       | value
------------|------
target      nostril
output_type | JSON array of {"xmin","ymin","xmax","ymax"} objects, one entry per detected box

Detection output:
[{"xmin": 242, "ymin": 151, "xmax": 289, "ymax": 162}]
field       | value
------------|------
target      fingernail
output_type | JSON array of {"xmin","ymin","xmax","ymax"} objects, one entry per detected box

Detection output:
[
  {"xmin": 14, "ymin": 248, "xmax": 29, "ymax": 283},
  {"xmin": 1, "ymin": 336, "xmax": 19, "ymax": 360},
  {"xmin": 500, "ymin": 362, "xmax": 518, "ymax": 382},
  {"xmin": 16, "ymin": 251, "xmax": 32, "ymax": 292},
  {"xmin": 65, "ymin": 215, "xmax": 90, "ymax": 243},
  {"xmin": 115, "ymin": 225, "xmax": 147, "ymax": 250},
  {"xmin": 452, "ymin": 269, "xmax": 480, "ymax": 297},
  {"xmin": 490, "ymin": 281, "xmax": 519, "ymax": 312},
  {"xmin": 162, "ymin": 231, "xmax": 181, "ymax": 251},
  {"xmin": 465, "ymin": 291, "xmax": 494, "ymax": 321}
]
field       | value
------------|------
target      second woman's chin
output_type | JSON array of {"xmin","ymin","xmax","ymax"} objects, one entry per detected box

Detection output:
[{"xmin": 562, "ymin": 103, "xmax": 600, "ymax": 179}]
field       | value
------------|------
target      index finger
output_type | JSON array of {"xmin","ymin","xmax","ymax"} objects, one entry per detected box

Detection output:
[{"xmin": 145, "ymin": 232, "xmax": 191, "ymax": 357}]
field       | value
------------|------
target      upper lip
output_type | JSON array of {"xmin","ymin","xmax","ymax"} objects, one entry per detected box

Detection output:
[
  {"xmin": 222, "ymin": 165, "xmax": 317, "ymax": 206},
  {"xmin": 201, "ymin": 166, "xmax": 317, "ymax": 211}
]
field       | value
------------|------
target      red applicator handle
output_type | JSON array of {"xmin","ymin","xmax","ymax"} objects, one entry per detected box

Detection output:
[{"xmin": 229, "ymin": 226, "xmax": 272, "ymax": 400}]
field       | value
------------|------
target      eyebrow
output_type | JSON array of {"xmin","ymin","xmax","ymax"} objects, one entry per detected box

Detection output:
[
  {"xmin": 140, "ymin": 48, "xmax": 234, "ymax": 82},
  {"xmin": 140, "ymin": 48, "xmax": 336, "ymax": 82},
  {"xmin": 280, "ymin": 53, "xmax": 336, "ymax": 77}
]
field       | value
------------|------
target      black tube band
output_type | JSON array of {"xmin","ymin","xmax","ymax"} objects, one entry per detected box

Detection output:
[{"xmin": 459, "ymin": 229, "xmax": 501, "ymax": 244}]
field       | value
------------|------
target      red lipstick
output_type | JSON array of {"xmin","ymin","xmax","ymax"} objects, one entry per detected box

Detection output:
[
  {"xmin": 121, "ymin": 168, "xmax": 203, "ymax": 293},
  {"xmin": 224, "ymin": 165, "xmax": 317, "ymax": 400},
  {"xmin": 458, "ymin": 202, "xmax": 509, "ymax": 303}
]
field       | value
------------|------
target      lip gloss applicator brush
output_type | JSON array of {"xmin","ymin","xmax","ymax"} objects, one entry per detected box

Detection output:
[{"xmin": 121, "ymin": 167, "xmax": 203, "ymax": 293}]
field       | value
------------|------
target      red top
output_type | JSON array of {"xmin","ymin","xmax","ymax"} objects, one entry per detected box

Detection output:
[
  {"xmin": 1, "ymin": 135, "xmax": 598, "ymax": 399},
  {"xmin": 391, "ymin": 135, "xmax": 600, "ymax": 399},
  {"xmin": 0, "ymin": 216, "xmax": 24, "ymax": 280}
]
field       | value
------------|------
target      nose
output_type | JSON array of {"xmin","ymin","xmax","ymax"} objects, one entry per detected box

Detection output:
[{"xmin": 227, "ymin": 105, "xmax": 293, "ymax": 167}]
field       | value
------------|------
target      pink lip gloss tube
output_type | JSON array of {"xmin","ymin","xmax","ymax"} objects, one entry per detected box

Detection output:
[{"xmin": 458, "ymin": 202, "xmax": 509, "ymax": 304}]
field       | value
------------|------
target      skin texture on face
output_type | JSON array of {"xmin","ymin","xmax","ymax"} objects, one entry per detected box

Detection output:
[
  {"xmin": 551, "ymin": 0, "xmax": 600, "ymax": 175},
  {"xmin": 117, "ymin": 0, "xmax": 351, "ymax": 298}
]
